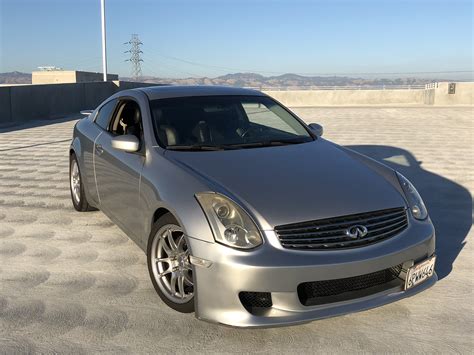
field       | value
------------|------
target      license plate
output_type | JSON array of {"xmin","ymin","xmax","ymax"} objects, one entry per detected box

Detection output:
[{"xmin": 405, "ymin": 256, "xmax": 436, "ymax": 290}]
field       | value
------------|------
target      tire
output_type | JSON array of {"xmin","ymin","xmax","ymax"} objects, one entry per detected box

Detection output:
[
  {"xmin": 69, "ymin": 153, "xmax": 92, "ymax": 212},
  {"xmin": 147, "ymin": 213, "xmax": 195, "ymax": 313}
]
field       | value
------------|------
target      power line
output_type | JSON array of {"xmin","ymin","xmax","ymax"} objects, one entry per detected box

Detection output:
[
  {"xmin": 143, "ymin": 49, "xmax": 474, "ymax": 77},
  {"xmin": 124, "ymin": 34, "xmax": 144, "ymax": 79},
  {"xmin": 141, "ymin": 55, "xmax": 202, "ymax": 78}
]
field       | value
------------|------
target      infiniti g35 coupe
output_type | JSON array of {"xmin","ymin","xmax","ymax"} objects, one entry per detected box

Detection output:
[{"xmin": 69, "ymin": 86, "xmax": 436, "ymax": 327}]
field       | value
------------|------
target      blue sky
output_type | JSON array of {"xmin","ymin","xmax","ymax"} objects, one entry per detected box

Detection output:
[{"xmin": 0, "ymin": 0, "xmax": 472, "ymax": 78}]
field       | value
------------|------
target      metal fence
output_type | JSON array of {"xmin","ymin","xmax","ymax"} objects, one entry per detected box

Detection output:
[
  {"xmin": 245, "ymin": 84, "xmax": 426, "ymax": 91},
  {"xmin": 424, "ymin": 82, "xmax": 439, "ymax": 89}
]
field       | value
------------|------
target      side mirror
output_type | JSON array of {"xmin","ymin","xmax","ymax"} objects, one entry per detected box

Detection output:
[
  {"xmin": 111, "ymin": 135, "xmax": 140, "ymax": 153},
  {"xmin": 308, "ymin": 123, "xmax": 323, "ymax": 137},
  {"xmin": 80, "ymin": 110, "xmax": 94, "ymax": 117}
]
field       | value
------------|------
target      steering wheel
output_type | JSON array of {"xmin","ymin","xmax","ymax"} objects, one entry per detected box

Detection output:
[{"xmin": 240, "ymin": 125, "xmax": 263, "ymax": 138}]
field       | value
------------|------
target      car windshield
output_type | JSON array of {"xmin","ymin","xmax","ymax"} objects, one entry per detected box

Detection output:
[{"xmin": 150, "ymin": 95, "xmax": 314, "ymax": 150}]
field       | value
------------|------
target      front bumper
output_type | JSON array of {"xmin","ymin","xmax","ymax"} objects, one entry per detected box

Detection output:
[{"xmin": 187, "ymin": 217, "xmax": 436, "ymax": 328}]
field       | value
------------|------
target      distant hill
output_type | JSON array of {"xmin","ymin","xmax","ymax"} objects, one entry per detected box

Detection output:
[
  {"xmin": 0, "ymin": 71, "xmax": 454, "ymax": 87},
  {"xmin": 0, "ymin": 71, "xmax": 32, "ymax": 84},
  {"xmin": 122, "ymin": 72, "xmax": 442, "ymax": 88}
]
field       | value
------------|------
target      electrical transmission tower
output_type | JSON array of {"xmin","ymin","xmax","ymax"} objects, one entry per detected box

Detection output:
[{"xmin": 124, "ymin": 34, "xmax": 143, "ymax": 79}]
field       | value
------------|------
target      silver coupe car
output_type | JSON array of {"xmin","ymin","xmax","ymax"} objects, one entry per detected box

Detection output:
[{"xmin": 69, "ymin": 86, "xmax": 436, "ymax": 327}]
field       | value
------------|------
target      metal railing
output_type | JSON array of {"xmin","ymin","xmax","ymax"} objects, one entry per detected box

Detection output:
[
  {"xmin": 425, "ymin": 82, "xmax": 439, "ymax": 89},
  {"xmin": 245, "ymin": 84, "xmax": 426, "ymax": 91}
]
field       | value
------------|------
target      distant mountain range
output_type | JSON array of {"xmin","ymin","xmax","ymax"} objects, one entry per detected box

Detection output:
[
  {"xmin": 0, "ymin": 71, "xmax": 32, "ymax": 84},
  {"xmin": 0, "ymin": 71, "xmax": 457, "ymax": 87},
  {"xmin": 123, "ymin": 73, "xmax": 440, "ymax": 88}
]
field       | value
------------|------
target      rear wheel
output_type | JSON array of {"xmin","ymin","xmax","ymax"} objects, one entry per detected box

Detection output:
[
  {"xmin": 69, "ymin": 153, "xmax": 92, "ymax": 212},
  {"xmin": 147, "ymin": 213, "xmax": 195, "ymax": 313}
]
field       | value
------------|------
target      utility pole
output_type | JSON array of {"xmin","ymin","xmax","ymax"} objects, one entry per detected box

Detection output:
[
  {"xmin": 100, "ymin": 0, "xmax": 108, "ymax": 81},
  {"xmin": 124, "ymin": 34, "xmax": 143, "ymax": 80}
]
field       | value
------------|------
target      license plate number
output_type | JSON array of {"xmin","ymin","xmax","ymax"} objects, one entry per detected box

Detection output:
[{"xmin": 405, "ymin": 256, "xmax": 436, "ymax": 290}]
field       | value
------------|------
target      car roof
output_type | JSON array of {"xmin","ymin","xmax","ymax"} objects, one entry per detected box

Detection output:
[{"xmin": 137, "ymin": 85, "xmax": 266, "ymax": 100}]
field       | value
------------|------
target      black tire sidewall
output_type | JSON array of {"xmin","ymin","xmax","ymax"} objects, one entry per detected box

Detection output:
[{"xmin": 147, "ymin": 213, "xmax": 195, "ymax": 313}]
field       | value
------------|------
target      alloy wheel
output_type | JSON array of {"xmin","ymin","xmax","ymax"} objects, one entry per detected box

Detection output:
[
  {"xmin": 70, "ymin": 159, "xmax": 81, "ymax": 204},
  {"xmin": 150, "ymin": 224, "xmax": 194, "ymax": 303}
]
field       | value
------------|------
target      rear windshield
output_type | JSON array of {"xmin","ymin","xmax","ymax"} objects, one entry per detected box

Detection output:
[{"xmin": 149, "ymin": 95, "xmax": 313, "ymax": 150}]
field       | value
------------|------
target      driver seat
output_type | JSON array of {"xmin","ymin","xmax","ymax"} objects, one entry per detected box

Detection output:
[
  {"xmin": 192, "ymin": 121, "xmax": 211, "ymax": 143},
  {"xmin": 119, "ymin": 105, "xmax": 141, "ymax": 138}
]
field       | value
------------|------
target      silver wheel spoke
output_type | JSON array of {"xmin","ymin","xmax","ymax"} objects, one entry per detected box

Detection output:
[
  {"xmin": 170, "ymin": 272, "xmax": 177, "ymax": 293},
  {"xmin": 184, "ymin": 272, "xmax": 193, "ymax": 285},
  {"xmin": 155, "ymin": 257, "xmax": 172, "ymax": 264},
  {"xmin": 176, "ymin": 234, "xmax": 186, "ymax": 251},
  {"xmin": 167, "ymin": 229, "xmax": 179, "ymax": 251},
  {"xmin": 70, "ymin": 161, "xmax": 81, "ymax": 203},
  {"xmin": 160, "ymin": 238, "xmax": 172, "ymax": 255},
  {"xmin": 178, "ymin": 275, "xmax": 185, "ymax": 299},
  {"xmin": 158, "ymin": 268, "xmax": 172, "ymax": 278}
]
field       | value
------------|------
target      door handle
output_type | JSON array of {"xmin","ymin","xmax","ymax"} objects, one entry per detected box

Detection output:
[{"xmin": 95, "ymin": 144, "xmax": 104, "ymax": 155}]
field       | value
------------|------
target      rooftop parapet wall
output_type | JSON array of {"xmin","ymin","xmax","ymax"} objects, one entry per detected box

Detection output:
[
  {"xmin": 0, "ymin": 81, "xmax": 472, "ymax": 125},
  {"xmin": 423, "ymin": 82, "xmax": 474, "ymax": 105},
  {"xmin": 265, "ymin": 82, "xmax": 473, "ymax": 107},
  {"xmin": 264, "ymin": 88, "xmax": 425, "ymax": 107},
  {"xmin": 0, "ymin": 81, "xmax": 155, "ymax": 125}
]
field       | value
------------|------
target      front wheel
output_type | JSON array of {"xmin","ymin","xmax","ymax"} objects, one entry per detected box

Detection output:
[
  {"xmin": 147, "ymin": 213, "xmax": 195, "ymax": 313},
  {"xmin": 69, "ymin": 153, "xmax": 92, "ymax": 212}
]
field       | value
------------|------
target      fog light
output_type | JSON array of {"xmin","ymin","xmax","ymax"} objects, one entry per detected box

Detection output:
[{"xmin": 239, "ymin": 291, "xmax": 273, "ymax": 314}]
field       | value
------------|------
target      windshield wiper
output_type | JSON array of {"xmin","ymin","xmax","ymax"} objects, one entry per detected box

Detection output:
[
  {"xmin": 166, "ymin": 138, "xmax": 311, "ymax": 151},
  {"xmin": 229, "ymin": 138, "xmax": 311, "ymax": 149},
  {"xmin": 166, "ymin": 144, "xmax": 235, "ymax": 151}
]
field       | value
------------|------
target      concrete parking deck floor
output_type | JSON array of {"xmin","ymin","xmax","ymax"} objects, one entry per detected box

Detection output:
[{"xmin": 0, "ymin": 107, "xmax": 472, "ymax": 353}]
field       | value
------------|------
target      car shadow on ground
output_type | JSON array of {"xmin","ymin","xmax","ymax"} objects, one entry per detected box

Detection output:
[
  {"xmin": 0, "ymin": 114, "xmax": 80, "ymax": 133},
  {"xmin": 347, "ymin": 145, "xmax": 472, "ymax": 280}
]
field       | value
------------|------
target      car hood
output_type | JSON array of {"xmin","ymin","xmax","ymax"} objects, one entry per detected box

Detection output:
[{"xmin": 165, "ymin": 139, "xmax": 406, "ymax": 229}]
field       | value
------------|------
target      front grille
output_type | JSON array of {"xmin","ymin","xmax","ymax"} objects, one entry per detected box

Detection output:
[
  {"xmin": 298, "ymin": 264, "xmax": 403, "ymax": 306},
  {"xmin": 275, "ymin": 207, "xmax": 408, "ymax": 250}
]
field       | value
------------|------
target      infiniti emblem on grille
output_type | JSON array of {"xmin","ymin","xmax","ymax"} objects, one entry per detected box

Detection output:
[{"xmin": 345, "ymin": 225, "xmax": 368, "ymax": 239}]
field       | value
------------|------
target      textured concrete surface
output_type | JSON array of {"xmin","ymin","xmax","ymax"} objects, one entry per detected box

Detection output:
[{"xmin": 0, "ymin": 107, "xmax": 472, "ymax": 353}]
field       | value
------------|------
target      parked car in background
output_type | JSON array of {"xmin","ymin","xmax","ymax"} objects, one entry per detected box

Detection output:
[{"xmin": 69, "ymin": 86, "xmax": 436, "ymax": 327}]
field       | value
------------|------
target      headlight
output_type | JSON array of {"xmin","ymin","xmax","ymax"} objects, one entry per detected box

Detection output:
[
  {"xmin": 195, "ymin": 192, "xmax": 263, "ymax": 249},
  {"xmin": 396, "ymin": 172, "xmax": 428, "ymax": 220}
]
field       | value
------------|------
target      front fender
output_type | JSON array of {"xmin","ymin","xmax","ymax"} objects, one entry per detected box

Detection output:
[
  {"xmin": 140, "ymin": 149, "xmax": 216, "ymax": 247},
  {"xmin": 70, "ymin": 120, "xmax": 100, "ymax": 208}
]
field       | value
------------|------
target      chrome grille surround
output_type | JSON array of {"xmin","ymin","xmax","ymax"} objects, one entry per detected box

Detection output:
[{"xmin": 275, "ymin": 207, "xmax": 408, "ymax": 250}]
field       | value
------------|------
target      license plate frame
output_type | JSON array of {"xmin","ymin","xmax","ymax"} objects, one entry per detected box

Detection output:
[{"xmin": 404, "ymin": 255, "xmax": 436, "ymax": 290}]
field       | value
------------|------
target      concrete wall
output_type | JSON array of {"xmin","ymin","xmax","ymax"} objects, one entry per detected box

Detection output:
[
  {"xmin": 0, "ymin": 81, "xmax": 155, "ymax": 125},
  {"xmin": 10, "ymin": 83, "xmax": 86, "ymax": 122},
  {"xmin": 32, "ymin": 71, "xmax": 119, "ymax": 84},
  {"xmin": 0, "ymin": 87, "xmax": 12, "ymax": 125},
  {"xmin": 424, "ymin": 82, "xmax": 474, "ymax": 105},
  {"xmin": 265, "ymin": 82, "xmax": 474, "ymax": 107},
  {"xmin": 264, "ymin": 89, "xmax": 425, "ymax": 107},
  {"xmin": 1, "ymin": 81, "xmax": 472, "ymax": 125}
]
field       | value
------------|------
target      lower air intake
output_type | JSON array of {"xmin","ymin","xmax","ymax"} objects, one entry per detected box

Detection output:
[{"xmin": 298, "ymin": 264, "xmax": 403, "ymax": 306}]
